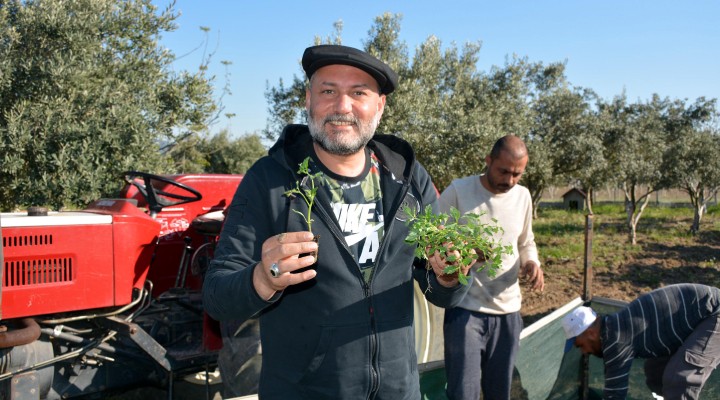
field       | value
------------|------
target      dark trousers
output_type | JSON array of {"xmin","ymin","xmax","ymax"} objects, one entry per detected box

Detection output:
[
  {"xmin": 443, "ymin": 308, "xmax": 523, "ymax": 400},
  {"xmin": 644, "ymin": 314, "xmax": 720, "ymax": 400}
]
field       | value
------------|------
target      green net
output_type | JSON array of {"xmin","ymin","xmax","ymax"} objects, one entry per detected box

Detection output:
[{"xmin": 420, "ymin": 297, "xmax": 720, "ymax": 400}]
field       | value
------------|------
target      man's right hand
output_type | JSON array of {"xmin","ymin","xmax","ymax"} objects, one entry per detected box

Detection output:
[{"xmin": 253, "ymin": 231, "xmax": 319, "ymax": 300}]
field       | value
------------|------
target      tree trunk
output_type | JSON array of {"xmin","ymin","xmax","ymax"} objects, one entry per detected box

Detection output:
[
  {"xmin": 530, "ymin": 187, "xmax": 544, "ymax": 219},
  {"xmin": 624, "ymin": 186, "xmax": 636, "ymax": 245},
  {"xmin": 624, "ymin": 183, "xmax": 652, "ymax": 245},
  {"xmin": 625, "ymin": 201, "xmax": 637, "ymax": 245},
  {"xmin": 629, "ymin": 220, "xmax": 637, "ymax": 245},
  {"xmin": 690, "ymin": 191, "xmax": 705, "ymax": 235}
]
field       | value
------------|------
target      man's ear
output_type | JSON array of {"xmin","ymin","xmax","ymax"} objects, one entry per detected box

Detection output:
[{"xmin": 378, "ymin": 94, "xmax": 386, "ymax": 112}]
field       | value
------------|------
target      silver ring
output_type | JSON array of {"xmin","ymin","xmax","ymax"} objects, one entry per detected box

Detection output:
[{"xmin": 269, "ymin": 263, "xmax": 281, "ymax": 278}]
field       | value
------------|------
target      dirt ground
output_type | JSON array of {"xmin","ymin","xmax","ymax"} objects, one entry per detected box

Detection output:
[{"xmin": 519, "ymin": 229, "xmax": 720, "ymax": 325}]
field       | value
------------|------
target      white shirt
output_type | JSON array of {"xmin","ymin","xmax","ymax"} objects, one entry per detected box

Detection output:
[{"xmin": 438, "ymin": 175, "xmax": 540, "ymax": 314}]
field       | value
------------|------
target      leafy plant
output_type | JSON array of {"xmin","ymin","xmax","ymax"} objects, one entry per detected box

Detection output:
[
  {"xmin": 284, "ymin": 157, "xmax": 323, "ymax": 233},
  {"xmin": 404, "ymin": 205, "xmax": 513, "ymax": 285}
]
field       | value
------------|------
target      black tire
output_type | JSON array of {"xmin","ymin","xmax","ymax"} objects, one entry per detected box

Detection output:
[{"xmin": 217, "ymin": 318, "xmax": 262, "ymax": 398}]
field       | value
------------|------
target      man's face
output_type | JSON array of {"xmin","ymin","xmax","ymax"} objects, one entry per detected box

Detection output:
[
  {"xmin": 484, "ymin": 151, "xmax": 528, "ymax": 194},
  {"xmin": 574, "ymin": 328, "xmax": 603, "ymax": 357},
  {"xmin": 306, "ymin": 64, "xmax": 386, "ymax": 156}
]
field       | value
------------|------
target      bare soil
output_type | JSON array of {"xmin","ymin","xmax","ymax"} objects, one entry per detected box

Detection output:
[{"xmin": 520, "ymin": 228, "xmax": 720, "ymax": 325}]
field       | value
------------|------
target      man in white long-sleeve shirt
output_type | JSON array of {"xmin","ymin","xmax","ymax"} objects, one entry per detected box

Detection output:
[
  {"xmin": 563, "ymin": 284, "xmax": 720, "ymax": 400},
  {"xmin": 439, "ymin": 134, "xmax": 545, "ymax": 400}
]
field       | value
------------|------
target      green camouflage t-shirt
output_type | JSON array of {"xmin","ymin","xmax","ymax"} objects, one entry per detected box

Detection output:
[{"xmin": 319, "ymin": 151, "xmax": 384, "ymax": 283}]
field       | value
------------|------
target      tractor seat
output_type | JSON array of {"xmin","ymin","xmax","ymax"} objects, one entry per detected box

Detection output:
[{"xmin": 191, "ymin": 210, "xmax": 226, "ymax": 236}]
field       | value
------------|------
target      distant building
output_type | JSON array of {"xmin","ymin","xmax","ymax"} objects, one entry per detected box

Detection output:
[{"xmin": 562, "ymin": 188, "xmax": 586, "ymax": 211}]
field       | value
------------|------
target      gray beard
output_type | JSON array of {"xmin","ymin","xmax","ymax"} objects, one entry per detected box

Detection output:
[{"xmin": 307, "ymin": 113, "xmax": 380, "ymax": 156}]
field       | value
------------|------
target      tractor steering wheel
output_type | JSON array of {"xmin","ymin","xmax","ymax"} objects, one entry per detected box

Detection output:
[{"xmin": 124, "ymin": 171, "xmax": 202, "ymax": 217}]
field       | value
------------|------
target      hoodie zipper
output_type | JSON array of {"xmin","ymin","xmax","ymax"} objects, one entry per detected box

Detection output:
[
  {"xmin": 309, "ymin": 195, "xmax": 381, "ymax": 399},
  {"xmin": 365, "ymin": 176, "xmax": 413, "ymax": 400},
  {"xmin": 366, "ymin": 280, "xmax": 379, "ymax": 399},
  {"xmin": 298, "ymin": 158, "xmax": 415, "ymax": 400}
]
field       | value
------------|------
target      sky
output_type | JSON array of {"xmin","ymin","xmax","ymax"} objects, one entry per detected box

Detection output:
[{"xmin": 153, "ymin": 1, "xmax": 720, "ymax": 136}]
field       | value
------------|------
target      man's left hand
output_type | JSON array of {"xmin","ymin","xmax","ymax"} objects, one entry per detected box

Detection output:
[
  {"xmin": 427, "ymin": 246, "xmax": 474, "ymax": 288},
  {"xmin": 520, "ymin": 261, "xmax": 544, "ymax": 291}
]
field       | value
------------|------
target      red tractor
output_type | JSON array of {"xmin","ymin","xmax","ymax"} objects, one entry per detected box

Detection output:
[
  {"xmin": 0, "ymin": 172, "xmax": 443, "ymax": 399},
  {"xmin": 0, "ymin": 172, "xmax": 243, "ymax": 399}
]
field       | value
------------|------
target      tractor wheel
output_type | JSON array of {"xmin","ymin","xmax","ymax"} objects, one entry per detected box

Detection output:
[{"xmin": 217, "ymin": 318, "xmax": 262, "ymax": 398}]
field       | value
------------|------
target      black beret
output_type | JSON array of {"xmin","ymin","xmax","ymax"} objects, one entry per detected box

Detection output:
[{"xmin": 302, "ymin": 45, "xmax": 399, "ymax": 95}]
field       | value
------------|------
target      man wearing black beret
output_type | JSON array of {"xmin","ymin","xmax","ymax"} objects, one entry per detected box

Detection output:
[{"xmin": 204, "ymin": 44, "xmax": 472, "ymax": 399}]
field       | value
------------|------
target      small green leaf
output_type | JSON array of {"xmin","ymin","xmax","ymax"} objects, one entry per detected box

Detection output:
[{"xmin": 458, "ymin": 273, "xmax": 469, "ymax": 285}]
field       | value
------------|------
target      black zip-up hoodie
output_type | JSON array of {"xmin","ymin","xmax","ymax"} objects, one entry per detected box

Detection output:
[{"xmin": 203, "ymin": 125, "xmax": 470, "ymax": 399}]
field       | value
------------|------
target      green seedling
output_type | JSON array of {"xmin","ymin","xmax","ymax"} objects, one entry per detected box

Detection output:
[
  {"xmin": 404, "ymin": 205, "xmax": 513, "ymax": 285},
  {"xmin": 284, "ymin": 157, "xmax": 323, "ymax": 233}
]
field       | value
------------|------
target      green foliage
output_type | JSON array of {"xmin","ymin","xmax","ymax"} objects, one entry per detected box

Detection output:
[
  {"xmin": 201, "ymin": 131, "xmax": 266, "ymax": 174},
  {"xmin": 602, "ymin": 95, "xmax": 667, "ymax": 189},
  {"xmin": 167, "ymin": 132, "xmax": 209, "ymax": 173},
  {"xmin": 525, "ymin": 87, "xmax": 607, "ymax": 214},
  {"xmin": 263, "ymin": 77, "xmax": 307, "ymax": 142},
  {"xmin": 162, "ymin": 130, "xmax": 267, "ymax": 174},
  {"xmin": 597, "ymin": 95, "xmax": 720, "ymax": 240},
  {"xmin": 403, "ymin": 205, "xmax": 513, "ymax": 285},
  {"xmin": 263, "ymin": 13, "xmax": 720, "ymax": 241},
  {"xmin": 0, "ymin": 0, "xmax": 217, "ymax": 211},
  {"xmin": 284, "ymin": 157, "xmax": 322, "ymax": 232},
  {"xmin": 659, "ymin": 98, "xmax": 720, "ymax": 233}
]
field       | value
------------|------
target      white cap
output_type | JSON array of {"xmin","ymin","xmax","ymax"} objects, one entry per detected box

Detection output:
[
  {"xmin": 562, "ymin": 306, "xmax": 597, "ymax": 339},
  {"xmin": 561, "ymin": 306, "xmax": 596, "ymax": 352}
]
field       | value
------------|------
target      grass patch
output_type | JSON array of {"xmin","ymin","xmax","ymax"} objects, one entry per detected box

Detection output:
[{"xmin": 534, "ymin": 202, "xmax": 720, "ymax": 280}]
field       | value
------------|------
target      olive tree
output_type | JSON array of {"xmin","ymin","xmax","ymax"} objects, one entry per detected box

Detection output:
[
  {"xmin": 526, "ymin": 85, "xmax": 606, "ymax": 214},
  {"xmin": 660, "ymin": 97, "xmax": 720, "ymax": 234},
  {"xmin": 0, "ymin": 0, "xmax": 217, "ymax": 211},
  {"xmin": 601, "ymin": 95, "xmax": 668, "ymax": 244},
  {"xmin": 201, "ymin": 130, "xmax": 267, "ymax": 174},
  {"xmin": 394, "ymin": 36, "xmax": 492, "ymax": 191}
]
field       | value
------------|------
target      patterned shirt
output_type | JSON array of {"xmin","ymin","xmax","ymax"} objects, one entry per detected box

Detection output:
[
  {"xmin": 601, "ymin": 284, "xmax": 720, "ymax": 399},
  {"xmin": 319, "ymin": 151, "xmax": 384, "ymax": 283}
]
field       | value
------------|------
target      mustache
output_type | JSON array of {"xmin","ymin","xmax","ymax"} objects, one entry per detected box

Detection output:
[{"xmin": 324, "ymin": 114, "xmax": 358, "ymax": 125}]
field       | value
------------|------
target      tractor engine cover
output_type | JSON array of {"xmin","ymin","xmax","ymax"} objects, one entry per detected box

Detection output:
[{"xmin": 1, "ymin": 200, "xmax": 160, "ymax": 319}]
